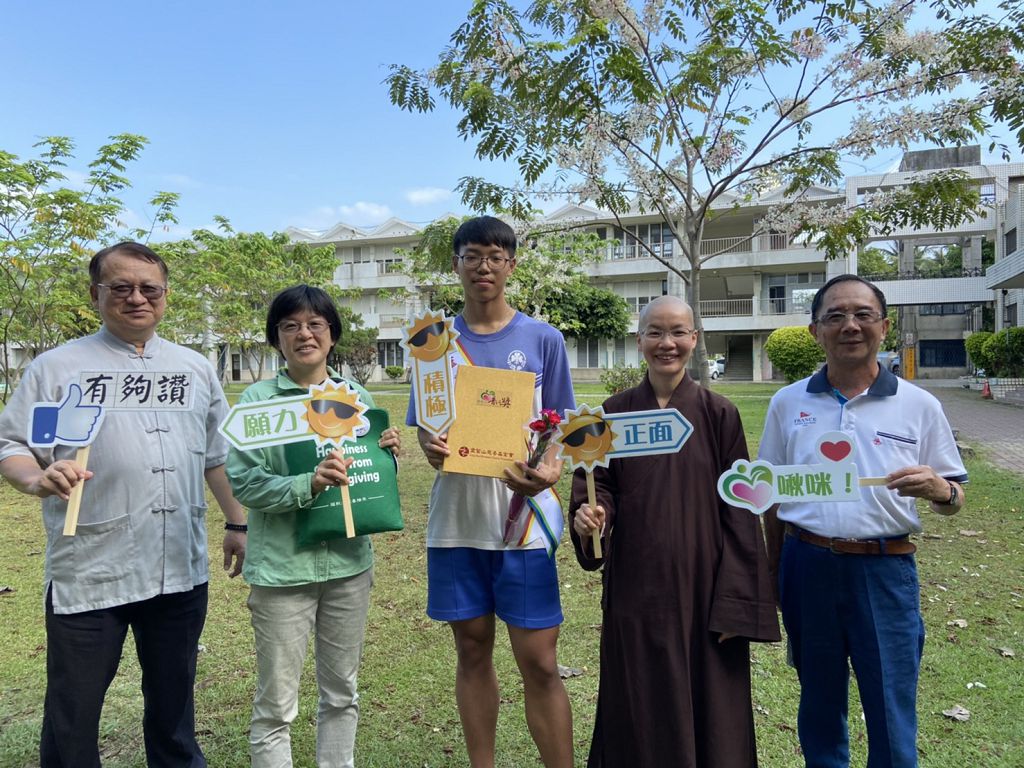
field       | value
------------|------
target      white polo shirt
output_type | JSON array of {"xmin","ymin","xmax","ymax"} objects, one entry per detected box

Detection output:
[{"xmin": 758, "ymin": 366, "xmax": 968, "ymax": 539}]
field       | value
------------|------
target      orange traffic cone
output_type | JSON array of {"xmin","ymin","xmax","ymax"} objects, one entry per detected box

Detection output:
[{"xmin": 981, "ymin": 380, "xmax": 992, "ymax": 399}]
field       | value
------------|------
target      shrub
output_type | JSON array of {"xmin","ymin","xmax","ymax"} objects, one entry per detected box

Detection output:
[
  {"xmin": 384, "ymin": 365, "xmax": 405, "ymax": 381},
  {"xmin": 600, "ymin": 361, "xmax": 647, "ymax": 394},
  {"xmin": 964, "ymin": 331, "xmax": 993, "ymax": 373},
  {"xmin": 765, "ymin": 326, "xmax": 825, "ymax": 383},
  {"xmin": 981, "ymin": 327, "xmax": 1024, "ymax": 378}
]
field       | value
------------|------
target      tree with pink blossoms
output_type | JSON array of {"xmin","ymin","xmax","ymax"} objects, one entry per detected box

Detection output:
[{"xmin": 387, "ymin": 0, "xmax": 1023, "ymax": 383}]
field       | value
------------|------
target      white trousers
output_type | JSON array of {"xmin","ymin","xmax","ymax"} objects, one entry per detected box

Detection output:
[{"xmin": 247, "ymin": 568, "xmax": 373, "ymax": 768}]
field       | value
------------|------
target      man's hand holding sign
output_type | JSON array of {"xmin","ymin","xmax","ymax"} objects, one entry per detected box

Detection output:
[{"xmin": 27, "ymin": 383, "xmax": 105, "ymax": 534}]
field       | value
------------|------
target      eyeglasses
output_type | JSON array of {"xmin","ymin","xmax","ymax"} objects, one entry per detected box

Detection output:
[
  {"xmin": 95, "ymin": 283, "xmax": 167, "ymax": 300},
  {"xmin": 458, "ymin": 254, "xmax": 512, "ymax": 269},
  {"xmin": 640, "ymin": 328, "xmax": 695, "ymax": 341},
  {"xmin": 277, "ymin": 319, "xmax": 330, "ymax": 335},
  {"xmin": 408, "ymin": 321, "xmax": 447, "ymax": 347},
  {"xmin": 562, "ymin": 420, "xmax": 607, "ymax": 447},
  {"xmin": 815, "ymin": 311, "xmax": 885, "ymax": 327}
]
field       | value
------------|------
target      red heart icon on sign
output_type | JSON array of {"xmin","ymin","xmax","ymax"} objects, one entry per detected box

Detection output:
[{"xmin": 820, "ymin": 440, "xmax": 852, "ymax": 462}]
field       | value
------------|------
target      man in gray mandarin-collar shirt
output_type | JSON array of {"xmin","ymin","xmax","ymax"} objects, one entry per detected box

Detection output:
[{"xmin": 0, "ymin": 242, "xmax": 247, "ymax": 768}]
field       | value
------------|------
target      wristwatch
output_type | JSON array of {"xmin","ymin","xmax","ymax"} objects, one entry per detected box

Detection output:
[{"xmin": 944, "ymin": 481, "xmax": 959, "ymax": 507}]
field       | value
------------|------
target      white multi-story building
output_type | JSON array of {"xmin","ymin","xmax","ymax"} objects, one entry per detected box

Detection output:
[{"xmin": 281, "ymin": 148, "xmax": 1022, "ymax": 384}]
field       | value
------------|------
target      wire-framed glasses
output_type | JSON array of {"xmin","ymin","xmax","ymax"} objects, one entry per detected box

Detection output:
[
  {"xmin": 95, "ymin": 283, "xmax": 167, "ymax": 299},
  {"xmin": 816, "ymin": 311, "xmax": 885, "ymax": 327}
]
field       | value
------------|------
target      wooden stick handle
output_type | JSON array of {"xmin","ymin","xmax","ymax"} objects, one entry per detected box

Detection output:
[
  {"xmin": 586, "ymin": 471, "xmax": 602, "ymax": 559},
  {"xmin": 858, "ymin": 476, "xmax": 889, "ymax": 486},
  {"xmin": 341, "ymin": 484, "xmax": 356, "ymax": 538},
  {"xmin": 63, "ymin": 445, "xmax": 91, "ymax": 536}
]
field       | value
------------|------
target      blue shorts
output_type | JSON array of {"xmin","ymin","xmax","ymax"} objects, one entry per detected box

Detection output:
[{"xmin": 426, "ymin": 547, "xmax": 563, "ymax": 629}]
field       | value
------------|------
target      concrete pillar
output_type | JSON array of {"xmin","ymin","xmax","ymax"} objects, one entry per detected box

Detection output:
[
  {"xmin": 752, "ymin": 333, "xmax": 764, "ymax": 381},
  {"xmin": 964, "ymin": 236, "xmax": 983, "ymax": 272}
]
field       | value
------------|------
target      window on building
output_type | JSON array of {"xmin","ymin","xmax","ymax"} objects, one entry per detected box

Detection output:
[
  {"xmin": 377, "ymin": 340, "xmax": 404, "ymax": 368},
  {"xmin": 577, "ymin": 338, "xmax": 601, "ymax": 368},
  {"xmin": 1007, "ymin": 228, "xmax": 1018, "ymax": 257},
  {"xmin": 979, "ymin": 183, "xmax": 996, "ymax": 205},
  {"xmin": 610, "ymin": 224, "xmax": 674, "ymax": 259},
  {"xmin": 1005, "ymin": 303, "xmax": 1018, "ymax": 327},
  {"xmin": 614, "ymin": 337, "xmax": 626, "ymax": 366},
  {"xmin": 379, "ymin": 249, "xmax": 403, "ymax": 274},
  {"xmin": 919, "ymin": 340, "xmax": 966, "ymax": 367},
  {"xmin": 920, "ymin": 303, "xmax": 973, "ymax": 316}
]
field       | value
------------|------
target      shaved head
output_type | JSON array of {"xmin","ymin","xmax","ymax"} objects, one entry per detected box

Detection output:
[{"xmin": 638, "ymin": 295, "xmax": 693, "ymax": 332}]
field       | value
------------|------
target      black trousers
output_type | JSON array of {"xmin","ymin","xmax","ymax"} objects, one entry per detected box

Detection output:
[{"xmin": 40, "ymin": 583, "xmax": 209, "ymax": 768}]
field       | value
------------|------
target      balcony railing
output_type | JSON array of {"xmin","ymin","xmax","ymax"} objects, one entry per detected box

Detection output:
[
  {"xmin": 697, "ymin": 297, "xmax": 811, "ymax": 317},
  {"xmin": 861, "ymin": 267, "xmax": 986, "ymax": 281},
  {"xmin": 700, "ymin": 298, "xmax": 753, "ymax": 317},
  {"xmin": 698, "ymin": 233, "xmax": 810, "ymax": 257}
]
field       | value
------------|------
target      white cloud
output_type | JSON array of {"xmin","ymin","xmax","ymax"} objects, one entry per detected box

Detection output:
[
  {"xmin": 404, "ymin": 186, "xmax": 451, "ymax": 206},
  {"xmin": 158, "ymin": 173, "xmax": 201, "ymax": 189},
  {"xmin": 61, "ymin": 168, "xmax": 90, "ymax": 190},
  {"xmin": 291, "ymin": 202, "xmax": 394, "ymax": 231}
]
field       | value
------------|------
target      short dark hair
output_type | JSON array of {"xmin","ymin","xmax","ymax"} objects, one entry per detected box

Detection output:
[
  {"xmin": 452, "ymin": 216, "xmax": 517, "ymax": 258},
  {"xmin": 265, "ymin": 285, "xmax": 343, "ymax": 350},
  {"xmin": 810, "ymin": 274, "xmax": 887, "ymax": 321},
  {"xmin": 89, "ymin": 241, "xmax": 168, "ymax": 283}
]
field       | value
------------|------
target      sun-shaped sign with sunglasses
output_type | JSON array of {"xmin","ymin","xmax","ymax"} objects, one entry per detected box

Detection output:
[
  {"xmin": 219, "ymin": 380, "xmax": 374, "ymax": 539},
  {"xmin": 554, "ymin": 404, "xmax": 695, "ymax": 557},
  {"xmin": 400, "ymin": 310, "xmax": 461, "ymax": 435}
]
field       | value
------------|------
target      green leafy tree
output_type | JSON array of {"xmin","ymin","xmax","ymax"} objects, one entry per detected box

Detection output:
[
  {"xmin": 964, "ymin": 330, "xmax": 993, "ymax": 373},
  {"xmin": 159, "ymin": 221, "xmax": 358, "ymax": 383},
  {"xmin": 334, "ymin": 327, "xmax": 379, "ymax": 386},
  {"xmin": 388, "ymin": 0, "xmax": 1023, "ymax": 385},
  {"xmin": 981, "ymin": 327, "xmax": 1024, "ymax": 378},
  {"xmin": 765, "ymin": 326, "xmax": 825, "ymax": 382},
  {"xmin": 0, "ymin": 135, "xmax": 178, "ymax": 400},
  {"xmin": 544, "ymin": 283, "xmax": 630, "ymax": 340},
  {"xmin": 858, "ymin": 245, "xmax": 897, "ymax": 279}
]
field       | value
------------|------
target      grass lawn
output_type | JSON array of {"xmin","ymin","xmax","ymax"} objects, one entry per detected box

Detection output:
[{"xmin": 1, "ymin": 382, "xmax": 1022, "ymax": 766}]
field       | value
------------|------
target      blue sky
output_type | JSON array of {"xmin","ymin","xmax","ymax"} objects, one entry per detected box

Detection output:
[
  {"xmin": 4, "ymin": 1, "xmax": 1019, "ymax": 240},
  {"xmin": 4, "ymin": 1, "xmax": 516, "ymax": 238}
]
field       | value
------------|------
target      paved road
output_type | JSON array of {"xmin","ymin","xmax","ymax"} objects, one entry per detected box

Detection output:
[{"xmin": 919, "ymin": 382, "xmax": 1024, "ymax": 476}]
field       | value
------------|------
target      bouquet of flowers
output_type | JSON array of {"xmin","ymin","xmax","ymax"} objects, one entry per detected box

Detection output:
[{"xmin": 502, "ymin": 408, "xmax": 562, "ymax": 545}]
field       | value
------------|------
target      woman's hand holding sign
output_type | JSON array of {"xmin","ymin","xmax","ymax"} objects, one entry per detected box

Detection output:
[{"xmin": 311, "ymin": 450, "xmax": 353, "ymax": 495}]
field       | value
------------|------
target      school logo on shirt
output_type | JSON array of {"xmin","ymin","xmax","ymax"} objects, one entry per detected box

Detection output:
[
  {"xmin": 507, "ymin": 350, "xmax": 527, "ymax": 370},
  {"xmin": 793, "ymin": 411, "xmax": 816, "ymax": 426}
]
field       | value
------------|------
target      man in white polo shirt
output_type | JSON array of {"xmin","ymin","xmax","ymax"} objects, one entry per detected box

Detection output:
[{"xmin": 759, "ymin": 274, "xmax": 966, "ymax": 768}]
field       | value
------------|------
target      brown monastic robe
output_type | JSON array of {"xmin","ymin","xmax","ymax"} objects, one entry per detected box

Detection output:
[{"xmin": 569, "ymin": 374, "xmax": 780, "ymax": 768}]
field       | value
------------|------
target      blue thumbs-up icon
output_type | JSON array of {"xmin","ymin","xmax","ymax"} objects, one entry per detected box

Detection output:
[{"xmin": 29, "ymin": 384, "xmax": 105, "ymax": 447}]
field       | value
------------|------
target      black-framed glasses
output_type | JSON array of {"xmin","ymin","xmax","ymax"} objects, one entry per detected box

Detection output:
[
  {"xmin": 562, "ymin": 420, "xmax": 607, "ymax": 447},
  {"xmin": 309, "ymin": 399, "xmax": 358, "ymax": 419},
  {"xmin": 277, "ymin": 319, "xmax": 330, "ymax": 335},
  {"xmin": 816, "ymin": 311, "xmax": 885, "ymax": 327},
  {"xmin": 95, "ymin": 282, "xmax": 167, "ymax": 300},
  {"xmin": 641, "ymin": 327, "xmax": 695, "ymax": 341},
  {"xmin": 408, "ymin": 321, "xmax": 447, "ymax": 346},
  {"xmin": 458, "ymin": 254, "xmax": 511, "ymax": 269}
]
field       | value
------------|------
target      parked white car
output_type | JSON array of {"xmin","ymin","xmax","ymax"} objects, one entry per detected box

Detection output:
[{"xmin": 706, "ymin": 358, "xmax": 725, "ymax": 379}]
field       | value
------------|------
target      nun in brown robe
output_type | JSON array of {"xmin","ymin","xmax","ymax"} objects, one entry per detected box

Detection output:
[{"xmin": 569, "ymin": 297, "xmax": 779, "ymax": 768}]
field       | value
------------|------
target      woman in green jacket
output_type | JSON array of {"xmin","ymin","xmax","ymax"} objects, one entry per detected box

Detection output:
[{"xmin": 226, "ymin": 285, "xmax": 400, "ymax": 768}]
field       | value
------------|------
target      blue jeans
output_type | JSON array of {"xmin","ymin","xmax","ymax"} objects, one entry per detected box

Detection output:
[
  {"xmin": 779, "ymin": 535, "xmax": 925, "ymax": 768},
  {"xmin": 41, "ymin": 584, "xmax": 208, "ymax": 768}
]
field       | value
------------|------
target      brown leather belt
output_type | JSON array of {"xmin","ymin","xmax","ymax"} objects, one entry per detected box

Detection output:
[{"xmin": 786, "ymin": 523, "xmax": 916, "ymax": 555}]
